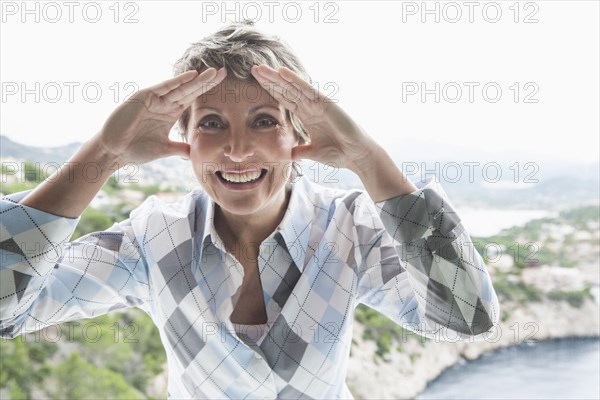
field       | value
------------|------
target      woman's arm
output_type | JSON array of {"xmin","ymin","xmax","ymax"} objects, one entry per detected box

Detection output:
[
  {"xmin": 20, "ymin": 67, "xmax": 227, "ymax": 218},
  {"xmin": 354, "ymin": 177, "xmax": 500, "ymax": 339},
  {"xmin": 1, "ymin": 68, "xmax": 227, "ymax": 338},
  {"xmin": 20, "ymin": 137, "xmax": 120, "ymax": 218},
  {"xmin": 347, "ymin": 143, "xmax": 418, "ymax": 202},
  {"xmin": 0, "ymin": 197, "xmax": 150, "ymax": 339},
  {"xmin": 251, "ymin": 64, "xmax": 499, "ymax": 339},
  {"xmin": 251, "ymin": 64, "xmax": 417, "ymax": 202}
]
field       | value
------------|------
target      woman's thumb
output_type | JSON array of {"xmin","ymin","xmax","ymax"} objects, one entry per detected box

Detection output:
[
  {"xmin": 291, "ymin": 144, "xmax": 313, "ymax": 161},
  {"xmin": 167, "ymin": 140, "xmax": 191, "ymax": 159}
]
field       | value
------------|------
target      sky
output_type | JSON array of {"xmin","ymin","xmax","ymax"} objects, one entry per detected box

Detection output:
[{"xmin": 1, "ymin": 0, "xmax": 599, "ymax": 165}]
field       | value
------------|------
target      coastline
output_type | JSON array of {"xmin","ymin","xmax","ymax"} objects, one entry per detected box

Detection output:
[
  {"xmin": 346, "ymin": 297, "xmax": 600, "ymax": 399},
  {"xmin": 347, "ymin": 205, "xmax": 600, "ymax": 399}
]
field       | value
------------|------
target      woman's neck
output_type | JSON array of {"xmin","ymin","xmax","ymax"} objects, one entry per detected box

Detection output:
[{"xmin": 215, "ymin": 184, "xmax": 291, "ymax": 250}]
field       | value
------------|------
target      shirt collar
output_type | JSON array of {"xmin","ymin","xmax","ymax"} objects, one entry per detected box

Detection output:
[
  {"xmin": 274, "ymin": 175, "xmax": 314, "ymax": 273},
  {"xmin": 196, "ymin": 175, "xmax": 314, "ymax": 274},
  {"xmin": 199, "ymin": 197, "xmax": 221, "ymax": 252}
]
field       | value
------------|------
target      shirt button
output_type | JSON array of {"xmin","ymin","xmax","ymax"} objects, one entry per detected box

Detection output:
[{"xmin": 254, "ymin": 352, "xmax": 262, "ymax": 359}]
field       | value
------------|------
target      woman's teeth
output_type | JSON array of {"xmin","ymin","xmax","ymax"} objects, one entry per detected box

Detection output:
[{"xmin": 220, "ymin": 170, "xmax": 262, "ymax": 183}]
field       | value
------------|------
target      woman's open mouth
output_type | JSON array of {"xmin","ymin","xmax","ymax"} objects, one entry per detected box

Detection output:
[{"xmin": 215, "ymin": 168, "xmax": 268, "ymax": 191}]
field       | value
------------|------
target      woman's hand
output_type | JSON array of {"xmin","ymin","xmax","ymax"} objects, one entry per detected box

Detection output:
[
  {"xmin": 250, "ymin": 64, "xmax": 378, "ymax": 174},
  {"xmin": 251, "ymin": 64, "xmax": 418, "ymax": 202},
  {"xmin": 97, "ymin": 67, "xmax": 227, "ymax": 165},
  {"xmin": 19, "ymin": 68, "xmax": 228, "ymax": 218}
]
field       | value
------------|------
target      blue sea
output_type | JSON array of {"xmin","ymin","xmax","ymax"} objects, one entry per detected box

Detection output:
[{"xmin": 417, "ymin": 337, "xmax": 600, "ymax": 399}]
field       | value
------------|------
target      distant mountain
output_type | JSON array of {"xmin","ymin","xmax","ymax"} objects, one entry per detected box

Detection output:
[
  {"xmin": 1, "ymin": 135, "xmax": 598, "ymax": 210},
  {"xmin": 442, "ymin": 175, "xmax": 599, "ymax": 211},
  {"xmin": 1, "ymin": 135, "xmax": 83, "ymax": 163},
  {"xmin": 0, "ymin": 134, "xmax": 192, "ymax": 190}
]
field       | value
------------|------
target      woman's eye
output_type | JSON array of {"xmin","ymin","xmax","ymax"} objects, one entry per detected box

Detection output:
[
  {"xmin": 255, "ymin": 117, "xmax": 278, "ymax": 128},
  {"xmin": 196, "ymin": 115, "xmax": 278, "ymax": 131},
  {"xmin": 198, "ymin": 119, "xmax": 224, "ymax": 130}
]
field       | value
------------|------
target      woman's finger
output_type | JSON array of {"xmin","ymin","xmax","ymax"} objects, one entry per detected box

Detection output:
[
  {"xmin": 256, "ymin": 65, "xmax": 323, "ymax": 103},
  {"xmin": 291, "ymin": 143, "xmax": 315, "ymax": 161},
  {"xmin": 176, "ymin": 68, "xmax": 227, "ymax": 107},
  {"xmin": 163, "ymin": 67, "xmax": 225, "ymax": 104},
  {"xmin": 165, "ymin": 140, "xmax": 191, "ymax": 159},
  {"xmin": 277, "ymin": 66, "xmax": 324, "ymax": 103},
  {"xmin": 252, "ymin": 68, "xmax": 304, "ymax": 114},
  {"xmin": 252, "ymin": 66, "xmax": 327, "ymax": 122},
  {"xmin": 147, "ymin": 70, "xmax": 199, "ymax": 97}
]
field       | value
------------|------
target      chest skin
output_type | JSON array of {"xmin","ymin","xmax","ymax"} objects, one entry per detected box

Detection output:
[{"xmin": 229, "ymin": 258, "xmax": 269, "ymax": 325}]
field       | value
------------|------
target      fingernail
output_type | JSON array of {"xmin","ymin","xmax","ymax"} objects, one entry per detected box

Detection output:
[
  {"xmin": 203, "ymin": 67, "xmax": 217, "ymax": 76},
  {"xmin": 257, "ymin": 65, "xmax": 275, "ymax": 76}
]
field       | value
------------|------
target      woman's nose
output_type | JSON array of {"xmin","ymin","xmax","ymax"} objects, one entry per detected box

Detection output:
[{"xmin": 223, "ymin": 131, "xmax": 255, "ymax": 162}]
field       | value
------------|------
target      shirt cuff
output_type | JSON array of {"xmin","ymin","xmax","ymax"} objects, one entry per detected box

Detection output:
[
  {"xmin": 1, "ymin": 190, "xmax": 80, "ymax": 275},
  {"xmin": 374, "ymin": 177, "xmax": 463, "ymax": 245}
]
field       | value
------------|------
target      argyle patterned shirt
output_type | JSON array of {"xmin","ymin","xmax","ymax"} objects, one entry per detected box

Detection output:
[{"xmin": 0, "ymin": 175, "xmax": 500, "ymax": 399}]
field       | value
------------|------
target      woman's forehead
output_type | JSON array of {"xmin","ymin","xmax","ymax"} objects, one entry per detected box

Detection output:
[{"xmin": 194, "ymin": 77, "xmax": 280, "ymax": 109}]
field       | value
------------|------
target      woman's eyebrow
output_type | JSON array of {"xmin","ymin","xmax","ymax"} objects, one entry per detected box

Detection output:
[
  {"xmin": 248, "ymin": 104, "xmax": 281, "ymax": 114},
  {"xmin": 193, "ymin": 106, "xmax": 223, "ymax": 114},
  {"xmin": 193, "ymin": 104, "xmax": 282, "ymax": 115}
]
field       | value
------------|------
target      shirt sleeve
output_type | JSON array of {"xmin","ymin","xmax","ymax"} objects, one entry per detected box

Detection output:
[
  {"xmin": 0, "ymin": 191, "xmax": 151, "ymax": 339},
  {"xmin": 354, "ymin": 177, "xmax": 500, "ymax": 341}
]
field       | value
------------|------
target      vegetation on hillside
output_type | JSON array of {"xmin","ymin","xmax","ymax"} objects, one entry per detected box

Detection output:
[{"xmin": 1, "ymin": 160, "xmax": 598, "ymax": 397}]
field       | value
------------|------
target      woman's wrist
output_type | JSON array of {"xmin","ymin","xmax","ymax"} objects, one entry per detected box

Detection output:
[
  {"xmin": 19, "ymin": 135, "xmax": 121, "ymax": 218},
  {"xmin": 352, "ymin": 143, "xmax": 418, "ymax": 203},
  {"xmin": 346, "ymin": 138, "xmax": 382, "ymax": 178},
  {"xmin": 87, "ymin": 133, "xmax": 126, "ymax": 169}
]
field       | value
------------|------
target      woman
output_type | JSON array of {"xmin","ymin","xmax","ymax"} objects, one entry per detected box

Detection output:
[{"xmin": 0, "ymin": 21, "xmax": 499, "ymax": 399}]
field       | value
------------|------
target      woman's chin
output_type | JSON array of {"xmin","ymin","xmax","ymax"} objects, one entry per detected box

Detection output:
[
  {"xmin": 213, "ymin": 185, "xmax": 289, "ymax": 220},
  {"xmin": 216, "ymin": 199, "xmax": 265, "ymax": 217}
]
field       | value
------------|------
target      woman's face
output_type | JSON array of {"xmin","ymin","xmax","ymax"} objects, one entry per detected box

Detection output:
[{"xmin": 188, "ymin": 77, "xmax": 299, "ymax": 218}]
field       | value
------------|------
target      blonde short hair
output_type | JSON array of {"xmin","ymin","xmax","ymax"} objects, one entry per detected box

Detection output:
[{"xmin": 172, "ymin": 20, "xmax": 311, "ymax": 145}]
